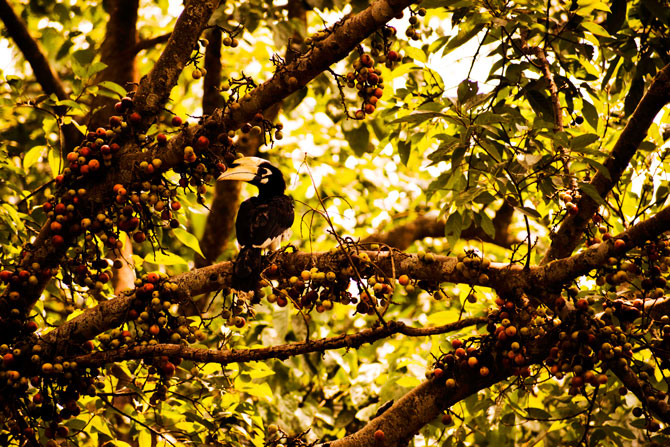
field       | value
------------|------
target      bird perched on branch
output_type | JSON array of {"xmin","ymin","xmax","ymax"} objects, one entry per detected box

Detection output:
[{"xmin": 218, "ymin": 156, "xmax": 294, "ymax": 292}]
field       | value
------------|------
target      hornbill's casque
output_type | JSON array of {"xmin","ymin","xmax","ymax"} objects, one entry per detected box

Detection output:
[{"xmin": 217, "ymin": 157, "xmax": 294, "ymax": 292}]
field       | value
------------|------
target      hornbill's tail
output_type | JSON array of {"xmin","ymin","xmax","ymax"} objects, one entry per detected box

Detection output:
[{"xmin": 232, "ymin": 246, "xmax": 262, "ymax": 292}]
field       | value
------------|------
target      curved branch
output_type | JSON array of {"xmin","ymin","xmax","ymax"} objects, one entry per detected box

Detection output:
[
  {"xmin": 0, "ymin": 0, "xmax": 68, "ymax": 100},
  {"xmin": 42, "ymin": 202, "xmax": 670, "ymax": 347},
  {"xmin": 609, "ymin": 361, "xmax": 670, "ymax": 423},
  {"xmin": 72, "ymin": 317, "xmax": 486, "ymax": 367},
  {"xmin": 0, "ymin": 0, "xmax": 81, "ymax": 149},
  {"xmin": 154, "ymin": 0, "xmax": 416, "ymax": 171},
  {"xmin": 544, "ymin": 62, "xmax": 670, "ymax": 262}
]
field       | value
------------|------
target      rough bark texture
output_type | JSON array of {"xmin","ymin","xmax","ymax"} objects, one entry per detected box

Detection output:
[
  {"xmin": 544, "ymin": 62, "xmax": 670, "ymax": 262},
  {"xmin": 41, "ymin": 203, "xmax": 670, "ymax": 352},
  {"xmin": 89, "ymin": 0, "xmax": 140, "ymax": 128},
  {"xmin": 133, "ymin": 0, "xmax": 220, "ymax": 120}
]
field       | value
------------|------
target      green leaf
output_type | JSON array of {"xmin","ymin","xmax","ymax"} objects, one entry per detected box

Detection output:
[
  {"xmin": 138, "ymin": 430, "xmax": 152, "ymax": 446},
  {"xmin": 343, "ymin": 123, "xmax": 370, "ymax": 157},
  {"xmin": 525, "ymin": 407, "xmax": 551, "ymax": 419},
  {"xmin": 571, "ymin": 133, "xmax": 599, "ymax": 149},
  {"xmin": 579, "ymin": 182, "xmax": 607, "ymax": 206},
  {"xmin": 445, "ymin": 211, "xmax": 463, "ymax": 249},
  {"xmin": 404, "ymin": 45, "xmax": 427, "ymax": 63},
  {"xmin": 48, "ymin": 146, "xmax": 62, "ymax": 176},
  {"xmin": 513, "ymin": 206, "xmax": 541, "ymax": 219},
  {"xmin": 655, "ymin": 184, "xmax": 669, "ymax": 205},
  {"xmin": 283, "ymin": 87, "xmax": 308, "ymax": 112},
  {"xmin": 427, "ymin": 310, "xmax": 456, "ymax": 326},
  {"xmin": 581, "ymin": 158, "xmax": 611, "ymax": 180},
  {"xmin": 457, "ymin": 80, "xmax": 478, "ymax": 104},
  {"xmin": 85, "ymin": 61, "xmax": 107, "ymax": 79},
  {"xmin": 172, "ymin": 227, "xmax": 204, "ymax": 258},
  {"xmin": 98, "ymin": 80, "xmax": 127, "ymax": 98},
  {"xmin": 444, "ymin": 23, "xmax": 485, "ymax": 55},
  {"xmin": 582, "ymin": 100, "xmax": 598, "ymax": 130},
  {"xmin": 395, "ymin": 376, "xmax": 421, "ymax": 388},
  {"xmin": 23, "ymin": 146, "xmax": 46, "ymax": 170},
  {"xmin": 55, "ymin": 99, "xmax": 84, "ymax": 110},
  {"xmin": 581, "ymin": 21, "xmax": 611, "ymax": 37},
  {"xmin": 144, "ymin": 250, "xmax": 188, "ymax": 266},
  {"xmin": 479, "ymin": 213, "xmax": 495, "ymax": 238},
  {"xmin": 390, "ymin": 111, "xmax": 446, "ymax": 125},
  {"xmin": 398, "ymin": 139, "xmax": 411, "ymax": 166}
]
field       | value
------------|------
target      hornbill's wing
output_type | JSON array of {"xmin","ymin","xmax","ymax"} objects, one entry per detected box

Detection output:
[{"xmin": 236, "ymin": 196, "xmax": 294, "ymax": 249}]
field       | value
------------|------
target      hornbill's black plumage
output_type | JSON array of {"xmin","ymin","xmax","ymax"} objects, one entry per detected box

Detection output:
[{"xmin": 218, "ymin": 157, "xmax": 294, "ymax": 292}]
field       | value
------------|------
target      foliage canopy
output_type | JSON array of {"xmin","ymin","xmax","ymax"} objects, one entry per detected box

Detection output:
[{"xmin": 1, "ymin": 0, "xmax": 670, "ymax": 446}]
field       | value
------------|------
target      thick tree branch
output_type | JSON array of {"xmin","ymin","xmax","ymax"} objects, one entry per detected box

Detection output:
[
  {"xmin": 72, "ymin": 317, "xmax": 486, "ymax": 367},
  {"xmin": 133, "ymin": 0, "xmax": 220, "ymax": 120},
  {"xmin": 3, "ymin": 0, "xmax": 221, "ymax": 310},
  {"xmin": 0, "ymin": 0, "xmax": 68, "ymax": 100},
  {"xmin": 544, "ymin": 62, "xmax": 670, "ymax": 262},
  {"xmin": 89, "ymin": 0, "xmax": 140, "ymax": 128},
  {"xmin": 609, "ymin": 361, "xmax": 670, "ymax": 423},
  {"xmin": 154, "ymin": 0, "xmax": 416, "ymax": 171},
  {"xmin": 42, "ymin": 203, "xmax": 670, "ymax": 349},
  {"xmin": 0, "ymin": 0, "xmax": 81, "ymax": 149}
]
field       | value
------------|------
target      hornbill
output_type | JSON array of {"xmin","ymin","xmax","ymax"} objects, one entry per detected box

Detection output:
[{"xmin": 217, "ymin": 157, "xmax": 294, "ymax": 292}]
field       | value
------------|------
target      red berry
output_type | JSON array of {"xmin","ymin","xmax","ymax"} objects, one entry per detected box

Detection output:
[
  {"xmin": 3, "ymin": 353, "xmax": 14, "ymax": 366},
  {"xmin": 129, "ymin": 112, "xmax": 142, "ymax": 125},
  {"xmin": 196, "ymin": 136, "xmax": 209, "ymax": 149},
  {"xmin": 374, "ymin": 429, "xmax": 385, "ymax": 442},
  {"xmin": 171, "ymin": 116, "xmax": 183, "ymax": 127},
  {"xmin": 147, "ymin": 272, "xmax": 160, "ymax": 283},
  {"xmin": 162, "ymin": 362, "xmax": 175, "ymax": 377}
]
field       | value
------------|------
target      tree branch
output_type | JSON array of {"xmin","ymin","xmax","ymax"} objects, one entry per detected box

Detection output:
[
  {"xmin": 72, "ymin": 318, "xmax": 486, "ymax": 367},
  {"xmin": 133, "ymin": 33, "xmax": 171, "ymax": 54},
  {"xmin": 89, "ymin": 0, "xmax": 140, "ymax": 128},
  {"xmin": 544, "ymin": 62, "xmax": 670, "ymax": 262},
  {"xmin": 362, "ymin": 202, "xmax": 516, "ymax": 250},
  {"xmin": 133, "ymin": 0, "xmax": 220, "ymax": 120},
  {"xmin": 0, "ymin": 0, "xmax": 81, "ymax": 149},
  {"xmin": 0, "ymin": 0, "xmax": 68, "ymax": 100},
  {"xmin": 42, "ymin": 203, "xmax": 670, "ymax": 350}
]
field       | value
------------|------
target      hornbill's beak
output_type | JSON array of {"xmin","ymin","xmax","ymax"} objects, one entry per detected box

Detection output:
[{"xmin": 217, "ymin": 157, "xmax": 266, "ymax": 182}]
